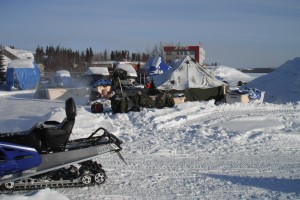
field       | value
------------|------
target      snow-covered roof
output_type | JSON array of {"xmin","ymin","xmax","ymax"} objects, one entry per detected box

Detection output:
[
  {"xmin": 55, "ymin": 70, "xmax": 71, "ymax": 77},
  {"xmin": 115, "ymin": 63, "xmax": 137, "ymax": 77},
  {"xmin": 4, "ymin": 46, "xmax": 34, "ymax": 60},
  {"xmin": 7, "ymin": 59, "xmax": 36, "ymax": 69},
  {"xmin": 151, "ymin": 55, "xmax": 224, "ymax": 90},
  {"xmin": 83, "ymin": 67, "xmax": 110, "ymax": 76}
]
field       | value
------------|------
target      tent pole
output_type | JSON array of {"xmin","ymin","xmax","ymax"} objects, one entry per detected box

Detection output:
[{"xmin": 223, "ymin": 85, "xmax": 227, "ymax": 103}]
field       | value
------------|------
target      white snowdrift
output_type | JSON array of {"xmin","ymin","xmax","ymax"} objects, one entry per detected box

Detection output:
[
  {"xmin": 247, "ymin": 57, "xmax": 300, "ymax": 103},
  {"xmin": 207, "ymin": 65, "xmax": 254, "ymax": 86}
]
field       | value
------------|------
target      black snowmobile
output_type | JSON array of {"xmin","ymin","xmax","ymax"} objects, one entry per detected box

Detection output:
[{"xmin": 0, "ymin": 97, "xmax": 125, "ymax": 191}]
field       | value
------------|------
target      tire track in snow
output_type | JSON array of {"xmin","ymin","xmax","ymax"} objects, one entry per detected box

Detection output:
[
  {"xmin": 157, "ymin": 108, "xmax": 300, "ymax": 130},
  {"xmin": 127, "ymin": 108, "xmax": 300, "ymax": 154}
]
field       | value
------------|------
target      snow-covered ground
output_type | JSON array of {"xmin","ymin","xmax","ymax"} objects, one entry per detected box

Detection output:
[
  {"xmin": 1, "ymin": 58, "xmax": 300, "ymax": 199},
  {"xmin": 0, "ymin": 91, "xmax": 299, "ymax": 200}
]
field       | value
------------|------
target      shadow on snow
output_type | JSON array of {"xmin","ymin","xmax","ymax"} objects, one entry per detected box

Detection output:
[{"xmin": 203, "ymin": 173, "xmax": 300, "ymax": 194}]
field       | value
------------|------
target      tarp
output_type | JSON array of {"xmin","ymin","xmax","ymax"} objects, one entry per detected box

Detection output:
[
  {"xmin": 115, "ymin": 64, "xmax": 137, "ymax": 77},
  {"xmin": 171, "ymin": 87, "xmax": 225, "ymax": 102},
  {"xmin": 230, "ymin": 87, "xmax": 262, "ymax": 100},
  {"xmin": 150, "ymin": 55, "xmax": 226, "ymax": 101},
  {"xmin": 143, "ymin": 55, "xmax": 170, "ymax": 75},
  {"xmin": 54, "ymin": 70, "xmax": 71, "ymax": 87},
  {"xmin": 6, "ymin": 59, "xmax": 40, "ymax": 90},
  {"xmin": 93, "ymin": 79, "xmax": 112, "ymax": 87}
]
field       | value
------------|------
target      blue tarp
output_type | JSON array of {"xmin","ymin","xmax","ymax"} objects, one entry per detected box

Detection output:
[
  {"xmin": 231, "ymin": 87, "xmax": 262, "ymax": 100},
  {"xmin": 93, "ymin": 79, "xmax": 112, "ymax": 87},
  {"xmin": 144, "ymin": 56, "xmax": 170, "ymax": 76},
  {"xmin": 6, "ymin": 60, "xmax": 40, "ymax": 90},
  {"xmin": 149, "ymin": 60, "xmax": 170, "ymax": 75}
]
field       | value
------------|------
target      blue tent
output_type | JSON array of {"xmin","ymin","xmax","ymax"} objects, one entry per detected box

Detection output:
[
  {"xmin": 143, "ymin": 55, "xmax": 170, "ymax": 76},
  {"xmin": 6, "ymin": 59, "xmax": 40, "ymax": 90}
]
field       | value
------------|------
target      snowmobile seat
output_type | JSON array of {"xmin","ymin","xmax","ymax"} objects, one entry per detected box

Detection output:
[
  {"xmin": 0, "ymin": 98, "xmax": 77, "ymax": 153},
  {"xmin": 0, "ymin": 123, "xmax": 44, "ymax": 152},
  {"xmin": 41, "ymin": 97, "xmax": 77, "ymax": 152}
]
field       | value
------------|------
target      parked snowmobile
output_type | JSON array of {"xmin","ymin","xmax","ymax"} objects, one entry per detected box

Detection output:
[
  {"xmin": 0, "ymin": 142, "xmax": 42, "ymax": 176},
  {"xmin": 0, "ymin": 97, "xmax": 125, "ymax": 191}
]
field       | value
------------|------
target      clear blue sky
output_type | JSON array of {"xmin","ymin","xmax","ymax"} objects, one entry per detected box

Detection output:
[{"xmin": 1, "ymin": 0, "xmax": 300, "ymax": 68}]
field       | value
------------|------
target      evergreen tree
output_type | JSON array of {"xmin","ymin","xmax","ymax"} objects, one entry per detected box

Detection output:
[
  {"xmin": 104, "ymin": 50, "xmax": 108, "ymax": 61},
  {"xmin": 0, "ymin": 47, "xmax": 6, "ymax": 84},
  {"xmin": 35, "ymin": 46, "xmax": 45, "ymax": 63},
  {"xmin": 110, "ymin": 51, "xmax": 115, "ymax": 61},
  {"xmin": 85, "ymin": 48, "xmax": 90, "ymax": 64},
  {"xmin": 142, "ymin": 53, "xmax": 148, "ymax": 62},
  {"xmin": 131, "ymin": 53, "xmax": 136, "ymax": 61},
  {"xmin": 89, "ymin": 47, "xmax": 93, "ymax": 61},
  {"xmin": 136, "ymin": 53, "xmax": 141, "ymax": 61}
]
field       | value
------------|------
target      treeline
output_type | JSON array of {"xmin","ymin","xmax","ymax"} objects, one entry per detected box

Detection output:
[
  {"xmin": 239, "ymin": 68, "xmax": 275, "ymax": 73},
  {"xmin": 35, "ymin": 45, "xmax": 151, "ymax": 72},
  {"xmin": 108, "ymin": 50, "xmax": 149, "ymax": 62},
  {"xmin": 35, "ymin": 46, "xmax": 94, "ymax": 72}
]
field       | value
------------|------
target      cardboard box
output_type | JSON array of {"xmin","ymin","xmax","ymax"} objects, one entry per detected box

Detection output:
[{"xmin": 226, "ymin": 92, "xmax": 265, "ymax": 104}]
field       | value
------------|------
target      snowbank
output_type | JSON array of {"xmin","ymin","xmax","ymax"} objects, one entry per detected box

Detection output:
[
  {"xmin": 207, "ymin": 65, "xmax": 254, "ymax": 86},
  {"xmin": 246, "ymin": 57, "xmax": 300, "ymax": 103}
]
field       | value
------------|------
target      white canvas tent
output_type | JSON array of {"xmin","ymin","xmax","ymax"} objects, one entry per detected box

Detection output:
[{"xmin": 150, "ymin": 55, "xmax": 227, "ymax": 101}]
